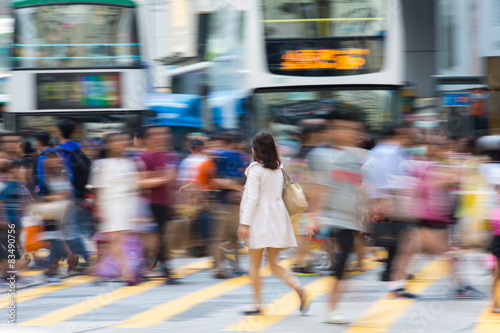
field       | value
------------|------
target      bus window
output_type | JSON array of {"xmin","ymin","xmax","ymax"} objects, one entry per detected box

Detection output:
[
  {"xmin": 13, "ymin": 4, "xmax": 140, "ymax": 69},
  {"xmin": 262, "ymin": 0, "xmax": 387, "ymax": 77},
  {"xmin": 262, "ymin": 0, "xmax": 387, "ymax": 38}
]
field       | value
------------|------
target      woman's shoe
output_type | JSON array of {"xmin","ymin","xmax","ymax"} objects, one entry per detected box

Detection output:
[
  {"xmin": 299, "ymin": 289, "xmax": 312, "ymax": 314},
  {"xmin": 324, "ymin": 311, "xmax": 350, "ymax": 324},
  {"xmin": 67, "ymin": 254, "xmax": 79, "ymax": 273},
  {"xmin": 242, "ymin": 308, "xmax": 262, "ymax": 316}
]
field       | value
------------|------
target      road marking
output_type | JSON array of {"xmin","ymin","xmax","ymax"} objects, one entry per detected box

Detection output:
[
  {"xmin": 112, "ymin": 259, "xmax": 294, "ymax": 328},
  {"xmin": 19, "ymin": 259, "xmax": 212, "ymax": 326},
  {"xmin": 345, "ymin": 258, "xmax": 449, "ymax": 333},
  {"xmin": 20, "ymin": 270, "xmax": 44, "ymax": 277},
  {"xmin": 476, "ymin": 304, "xmax": 500, "ymax": 333},
  {"xmin": 0, "ymin": 275, "xmax": 97, "ymax": 309},
  {"xmin": 224, "ymin": 258, "xmax": 383, "ymax": 332}
]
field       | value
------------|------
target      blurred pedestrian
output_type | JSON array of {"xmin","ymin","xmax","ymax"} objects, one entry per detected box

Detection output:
[
  {"xmin": 177, "ymin": 139, "xmax": 208, "ymax": 186},
  {"xmin": 205, "ymin": 134, "xmax": 246, "ymax": 279},
  {"xmin": 476, "ymin": 136, "xmax": 500, "ymax": 312},
  {"xmin": 0, "ymin": 133, "xmax": 22, "ymax": 161},
  {"xmin": 289, "ymin": 121, "xmax": 327, "ymax": 276},
  {"xmin": 38, "ymin": 151, "xmax": 78, "ymax": 285},
  {"xmin": 18, "ymin": 140, "xmax": 37, "ymax": 195},
  {"xmin": 365, "ymin": 124, "xmax": 419, "ymax": 298},
  {"xmin": 238, "ymin": 132, "xmax": 310, "ymax": 316},
  {"xmin": 88, "ymin": 132, "xmax": 142, "ymax": 285},
  {"xmin": 0, "ymin": 160, "xmax": 32, "ymax": 284},
  {"xmin": 54, "ymin": 119, "xmax": 91, "ymax": 262},
  {"xmin": 306, "ymin": 113, "xmax": 365, "ymax": 324},
  {"xmin": 137, "ymin": 125, "xmax": 178, "ymax": 284},
  {"xmin": 415, "ymin": 137, "xmax": 480, "ymax": 298}
]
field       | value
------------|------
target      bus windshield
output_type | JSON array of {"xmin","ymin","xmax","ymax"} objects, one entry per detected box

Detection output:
[
  {"xmin": 262, "ymin": 0, "xmax": 387, "ymax": 38},
  {"xmin": 13, "ymin": 4, "xmax": 140, "ymax": 68},
  {"xmin": 253, "ymin": 88, "xmax": 396, "ymax": 133},
  {"xmin": 262, "ymin": 0, "xmax": 387, "ymax": 76}
]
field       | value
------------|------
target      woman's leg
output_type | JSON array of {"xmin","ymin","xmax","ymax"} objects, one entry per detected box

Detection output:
[
  {"xmin": 108, "ymin": 231, "xmax": 134, "ymax": 281},
  {"xmin": 267, "ymin": 248, "xmax": 303, "ymax": 294},
  {"xmin": 493, "ymin": 257, "xmax": 500, "ymax": 313},
  {"xmin": 248, "ymin": 248, "xmax": 265, "ymax": 308},
  {"xmin": 354, "ymin": 232, "xmax": 365, "ymax": 271}
]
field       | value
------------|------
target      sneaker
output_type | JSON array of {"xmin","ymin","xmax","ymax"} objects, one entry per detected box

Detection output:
[
  {"xmin": 45, "ymin": 275, "xmax": 62, "ymax": 286},
  {"xmin": 380, "ymin": 271, "xmax": 391, "ymax": 282},
  {"xmin": 143, "ymin": 270, "xmax": 165, "ymax": 278},
  {"xmin": 324, "ymin": 311, "xmax": 350, "ymax": 324},
  {"xmin": 165, "ymin": 276, "xmax": 180, "ymax": 285},
  {"xmin": 318, "ymin": 263, "xmax": 335, "ymax": 272},
  {"xmin": 292, "ymin": 266, "xmax": 319, "ymax": 276},
  {"xmin": 214, "ymin": 272, "xmax": 229, "ymax": 279},
  {"xmin": 229, "ymin": 270, "xmax": 247, "ymax": 277},
  {"xmin": 454, "ymin": 285, "xmax": 482, "ymax": 299},
  {"xmin": 389, "ymin": 288, "xmax": 418, "ymax": 299}
]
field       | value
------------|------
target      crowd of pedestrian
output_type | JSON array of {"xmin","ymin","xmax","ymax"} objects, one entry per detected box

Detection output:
[{"xmin": 0, "ymin": 115, "xmax": 499, "ymax": 325}]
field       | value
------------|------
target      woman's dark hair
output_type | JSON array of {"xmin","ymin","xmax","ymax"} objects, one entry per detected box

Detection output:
[
  {"xmin": 19, "ymin": 140, "xmax": 35, "ymax": 155},
  {"xmin": 252, "ymin": 132, "xmax": 281, "ymax": 170}
]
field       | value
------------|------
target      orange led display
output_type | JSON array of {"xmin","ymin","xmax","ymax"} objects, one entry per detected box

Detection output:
[{"xmin": 280, "ymin": 49, "xmax": 370, "ymax": 70}]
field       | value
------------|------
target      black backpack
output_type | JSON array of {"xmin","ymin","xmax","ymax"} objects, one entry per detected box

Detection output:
[{"xmin": 57, "ymin": 148, "xmax": 91, "ymax": 199}]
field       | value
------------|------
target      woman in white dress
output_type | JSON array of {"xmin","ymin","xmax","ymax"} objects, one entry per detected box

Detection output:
[
  {"xmin": 238, "ymin": 132, "xmax": 311, "ymax": 315},
  {"xmin": 89, "ymin": 132, "xmax": 140, "ymax": 284}
]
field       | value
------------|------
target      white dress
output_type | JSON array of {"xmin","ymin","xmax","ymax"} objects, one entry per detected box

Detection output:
[
  {"xmin": 89, "ymin": 158, "xmax": 140, "ymax": 233},
  {"xmin": 240, "ymin": 162, "xmax": 297, "ymax": 249}
]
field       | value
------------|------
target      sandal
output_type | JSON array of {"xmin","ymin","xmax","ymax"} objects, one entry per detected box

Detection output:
[
  {"xmin": 242, "ymin": 308, "xmax": 262, "ymax": 316},
  {"xmin": 299, "ymin": 289, "xmax": 312, "ymax": 314}
]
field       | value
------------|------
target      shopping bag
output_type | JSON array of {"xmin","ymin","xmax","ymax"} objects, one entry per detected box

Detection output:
[{"xmin": 21, "ymin": 212, "xmax": 49, "ymax": 252}]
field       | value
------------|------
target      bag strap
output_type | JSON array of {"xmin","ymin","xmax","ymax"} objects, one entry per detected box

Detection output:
[{"xmin": 281, "ymin": 168, "xmax": 293, "ymax": 185}]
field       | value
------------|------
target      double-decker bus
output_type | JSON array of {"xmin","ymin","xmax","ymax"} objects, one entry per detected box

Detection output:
[
  {"xmin": 206, "ymin": 0, "xmax": 404, "ymax": 135},
  {"xmin": 7, "ymin": 0, "xmax": 144, "ymax": 139}
]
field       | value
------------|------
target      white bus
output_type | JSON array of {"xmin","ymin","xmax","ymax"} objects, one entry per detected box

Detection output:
[
  {"xmin": 7, "ymin": 0, "xmax": 145, "ymax": 138},
  {"xmin": 206, "ymin": 0, "xmax": 404, "ymax": 134}
]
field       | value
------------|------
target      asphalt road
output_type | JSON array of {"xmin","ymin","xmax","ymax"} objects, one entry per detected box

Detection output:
[{"xmin": 0, "ymin": 251, "xmax": 498, "ymax": 333}]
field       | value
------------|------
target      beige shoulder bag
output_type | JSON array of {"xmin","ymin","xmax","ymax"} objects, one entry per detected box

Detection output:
[{"xmin": 281, "ymin": 168, "xmax": 308, "ymax": 217}]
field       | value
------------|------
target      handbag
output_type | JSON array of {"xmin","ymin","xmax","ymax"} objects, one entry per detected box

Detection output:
[
  {"xmin": 281, "ymin": 168, "xmax": 308, "ymax": 217},
  {"xmin": 370, "ymin": 219, "xmax": 401, "ymax": 247}
]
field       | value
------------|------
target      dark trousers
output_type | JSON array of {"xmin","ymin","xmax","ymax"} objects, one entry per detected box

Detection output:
[
  {"xmin": 150, "ymin": 204, "xmax": 170, "ymax": 271},
  {"xmin": 385, "ymin": 246, "xmax": 398, "ymax": 275},
  {"xmin": 331, "ymin": 229, "xmax": 355, "ymax": 280}
]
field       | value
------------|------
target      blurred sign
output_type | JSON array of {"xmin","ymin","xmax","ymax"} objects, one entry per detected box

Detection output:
[
  {"xmin": 36, "ymin": 73, "xmax": 121, "ymax": 110},
  {"xmin": 442, "ymin": 92, "xmax": 471, "ymax": 106},
  {"xmin": 266, "ymin": 38, "xmax": 382, "ymax": 77},
  {"xmin": 280, "ymin": 49, "xmax": 370, "ymax": 70}
]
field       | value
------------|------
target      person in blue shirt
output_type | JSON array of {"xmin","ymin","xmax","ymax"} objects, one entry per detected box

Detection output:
[
  {"xmin": 54, "ymin": 120, "xmax": 91, "ymax": 264},
  {"xmin": 0, "ymin": 159, "xmax": 32, "ymax": 229},
  {"xmin": 0, "ymin": 159, "xmax": 32, "ymax": 283},
  {"xmin": 34, "ymin": 130, "xmax": 57, "ymax": 197},
  {"xmin": 34, "ymin": 128, "xmax": 89, "ymax": 279}
]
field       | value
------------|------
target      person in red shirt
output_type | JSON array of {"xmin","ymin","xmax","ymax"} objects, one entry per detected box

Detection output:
[{"xmin": 138, "ymin": 125, "xmax": 178, "ymax": 284}]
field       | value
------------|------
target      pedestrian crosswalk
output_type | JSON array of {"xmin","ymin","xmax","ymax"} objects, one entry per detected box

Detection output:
[{"xmin": 0, "ymin": 255, "xmax": 498, "ymax": 333}]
